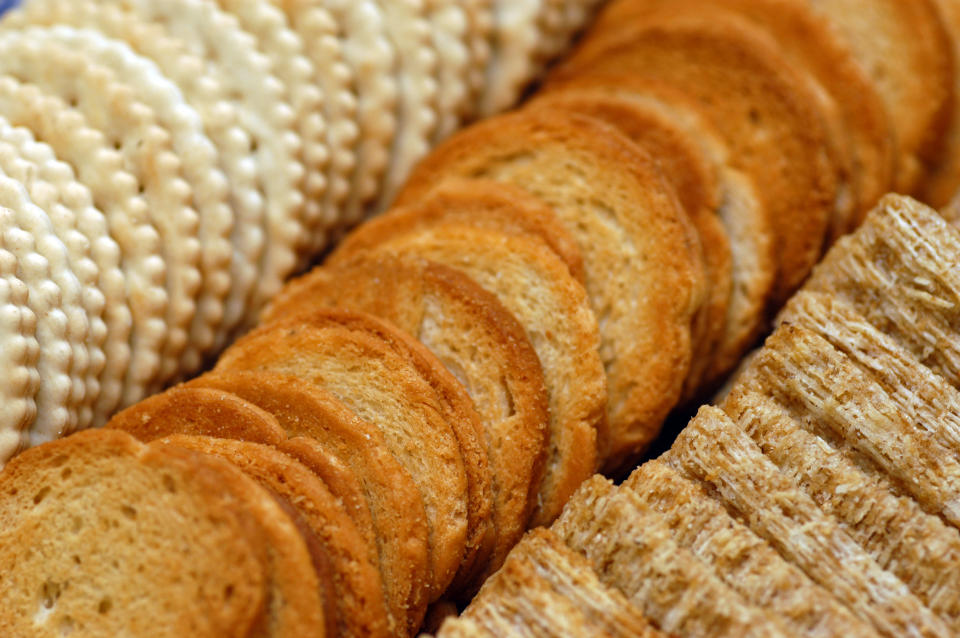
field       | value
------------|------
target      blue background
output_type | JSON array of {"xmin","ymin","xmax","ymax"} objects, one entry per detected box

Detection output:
[{"xmin": 0, "ymin": 0, "xmax": 18, "ymax": 16}]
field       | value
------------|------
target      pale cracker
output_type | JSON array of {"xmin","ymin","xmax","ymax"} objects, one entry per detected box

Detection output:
[
  {"xmin": 273, "ymin": 0, "xmax": 357, "ymax": 250},
  {"xmin": 0, "ymin": 172, "xmax": 86, "ymax": 448},
  {"xmin": 0, "ymin": 31, "xmax": 201, "ymax": 399},
  {"xmin": 0, "ymin": 245, "xmax": 39, "ymax": 465},
  {"xmin": 32, "ymin": 25, "xmax": 234, "ymax": 379},
  {"xmin": 480, "ymin": 0, "xmax": 542, "ymax": 116},
  {"xmin": 427, "ymin": 0, "xmax": 472, "ymax": 142},
  {"xmin": 120, "ymin": 0, "xmax": 304, "ymax": 313},
  {"xmin": 7, "ymin": 0, "xmax": 267, "ymax": 351},
  {"xmin": 0, "ymin": 76, "xmax": 160, "ymax": 425},
  {"xmin": 217, "ymin": 0, "xmax": 327, "ymax": 266},
  {"xmin": 371, "ymin": 0, "xmax": 438, "ymax": 210},
  {"xmin": 460, "ymin": 0, "xmax": 494, "ymax": 118},
  {"xmin": 0, "ymin": 120, "xmax": 103, "ymax": 436}
]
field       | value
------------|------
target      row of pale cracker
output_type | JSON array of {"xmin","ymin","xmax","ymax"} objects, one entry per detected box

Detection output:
[
  {"xmin": 435, "ymin": 194, "xmax": 960, "ymax": 637},
  {"xmin": 0, "ymin": 0, "xmax": 603, "ymax": 463}
]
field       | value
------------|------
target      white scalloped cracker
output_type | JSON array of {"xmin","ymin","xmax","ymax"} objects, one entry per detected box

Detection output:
[
  {"xmin": 281, "ymin": 0, "xmax": 359, "ymax": 247},
  {"xmin": 123, "ymin": 0, "xmax": 304, "ymax": 313},
  {"xmin": 374, "ymin": 0, "xmax": 439, "ymax": 209},
  {"xmin": 0, "ymin": 172, "xmax": 86, "ymax": 447},
  {"xmin": 0, "ymin": 120, "xmax": 105, "ymax": 435},
  {"xmin": 0, "ymin": 125, "xmax": 118, "ymax": 430},
  {"xmin": 0, "ymin": 31, "xmax": 202, "ymax": 400},
  {"xmin": 461, "ymin": 0, "xmax": 495, "ymax": 117},
  {"xmin": 8, "ymin": 0, "xmax": 267, "ymax": 351},
  {"xmin": 427, "ymin": 0, "xmax": 471, "ymax": 142},
  {"xmin": 221, "ymin": 0, "xmax": 329, "ymax": 266},
  {"xmin": 0, "ymin": 247, "xmax": 39, "ymax": 465},
  {"xmin": 0, "ymin": 77, "xmax": 159, "ymax": 424},
  {"xmin": 325, "ymin": 0, "xmax": 398, "ymax": 224},
  {"xmin": 481, "ymin": 0, "xmax": 542, "ymax": 116},
  {"xmin": 31, "ymin": 25, "xmax": 235, "ymax": 379}
]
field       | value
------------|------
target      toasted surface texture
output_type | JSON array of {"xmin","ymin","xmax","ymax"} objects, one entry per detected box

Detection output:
[
  {"xmin": 264, "ymin": 253, "xmax": 544, "ymax": 583},
  {"xmin": 396, "ymin": 107, "xmax": 703, "ymax": 470},
  {"xmin": 549, "ymin": 8, "xmax": 836, "ymax": 302},
  {"xmin": 0, "ymin": 428, "xmax": 268, "ymax": 638},
  {"xmin": 217, "ymin": 308, "xmax": 470, "ymax": 627}
]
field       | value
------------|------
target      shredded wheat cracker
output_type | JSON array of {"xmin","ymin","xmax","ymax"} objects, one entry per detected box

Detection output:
[
  {"xmin": 666, "ymin": 406, "xmax": 952, "ymax": 637},
  {"xmin": 0, "ymin": 77, "xmax": 161, "ymax": 423},
  {"xmin": 0, "ymin": 31, "xmax": 202, "ymax": 400},
  {"xmin": 31, "ymin": 25, "xmax": 234, "ymax": 379}
]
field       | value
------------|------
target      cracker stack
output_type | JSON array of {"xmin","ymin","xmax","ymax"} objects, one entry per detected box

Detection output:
[
  {"xmin": 434, "ymin": 195, "xmax": 960, "ymax": 637},
  {"xmin": 0, "ymin": 0, "xmax": 601, "ymax": 461}
]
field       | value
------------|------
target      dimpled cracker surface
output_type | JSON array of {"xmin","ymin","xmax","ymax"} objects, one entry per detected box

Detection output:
[
  {"xmin": 665, "ymin": 406, "xmax": 951, "ymax": 637},
  {"xmin": 0, "ymin": 428, "xmax": 269, "ymax": 638},
  {"xmin": 0, "ymin": 247, "xmax": 37, "ymax": 463},
  {"xmin": 398, "ymin": 108, "xmax": 702, "ymax": 471}
]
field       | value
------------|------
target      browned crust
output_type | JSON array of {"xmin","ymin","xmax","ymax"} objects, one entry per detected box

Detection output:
[
  {"xmin": 105, "ymin": 386, "xmax": 287, "ymax": 445},
  {"xmin": 548, "ymin": 9, "xmax": 836, "ymax": 302}
]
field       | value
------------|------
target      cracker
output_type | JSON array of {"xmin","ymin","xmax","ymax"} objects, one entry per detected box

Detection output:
[
  {"xmin": 0, "ymin": 77, "xmax": 163, "ymax": 420},
  {"xmin": 28, "ymin": 25, "xmax": 234, "ymax": 380},
  {"xmin": 553, "ymin": 476, "xmax": 788, "ymax": 636},
  {"xmin": 460, "ymin": 0, "xmax": 494, "ymax": 116},
  {"xmin": 0, "ymin": 164, "xmax": 87, "ymax": 448},
  {"xmin": 216, "ymin": 0, "xmax": 327, "ymax": 266},
  {"xmin": 121, "ymin": 0, "xmax": 304, "ymax": 312},
  {"xmin": 724, "ymin": 388, "xmax": 960, "ymax": 630},
  {"xmin": 279, "ymin": 0, "xmax": 359, "ymax": 243},
  {"xmin": 480, "ymin": 0, "xmax": 542, "ymax": 116},
  {"xmin": 322, "ymin": 0, "xmax": 397, "ymax": 224},
  {"xmin": 0, "ymin": 31, "xmax": 201, "ymax": 400},
  {"xmin": 0, "ymin": 121, "xmax": 106, "ymax": 434},
  {"xmin": 428, "ymin": 0, "xmax": 472, "ymax": 141},
  {"xmin": 374, "ymin": 0, "xmax": 439, "ymax": 209},
  {"xmin": 624, "ymin": 459, "xmax": 875, "ymax": 637},
  {"xmin": 923, "ymin": 0, "xmax": 960, "ymax": 206},
  {"xmin": 744, "ymin": 323, "xmax": 960, "ymax": 528},
  {"xmin": 666, "ymin": 406, "xmax": 952, "ymax": 636},
  {"xmin": 0, "ymin": 245, "xmax": 38, "ymax": 464}
]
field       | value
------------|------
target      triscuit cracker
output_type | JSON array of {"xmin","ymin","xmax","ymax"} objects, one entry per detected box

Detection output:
[
  {"xmin": 724, "ymin": 388, "xmax": 960, "ymax": 631},
  {"xmin": 480, "ymin": 0, "xmax": 542, "ymax": 116},
  {"xmin": 744, "ymin": 323, "xmax": 960, "ymax": 527},
  {"xmin": 0, "ymin": 30, "xmax": 202, "ymax": 400},
  {"xmin": 0, "ymin": 119, "xmax": 109, "ymax": 434},
  {"xmin": 0, "ymin": 246, "xmax": 39, "ymax": 464},
  {"xmin": 322, "ymin": 0, "xmax": 397, "ymax": 224},
  {"xmin": 121, "ymin": 0, "xmax": 304, "ymax": 312},
  {"xmin": 0, "ymin": 77, "xmax": 161, "ymax": 425},
  {"xmin": 806, "ymin": 194, "xmax": 960, "ymax": 389},
  {"xmin": 32, "ymin": 25, "xmax": 234, "ymax": 380},
  {"xmin": 374, "ymin": 0, "xmax": 439, "ymax": 209},
  {"xmin": 0, "ymin": 145, "xmax": 89, "ymax": 446},
  {"xmin": 666, "ymin": 406, "xmax": 952, "ymax": 637},
  {"xmin": 553, "ymin": 476, "xmax": 790, "ymax": 637},
  {"xmin": 427, "ymin": 0, "xmax": 471, "ymax": 142},
  {"xmin": 624, "ymin": 459, "xmax": 876, "ymax": 637}
]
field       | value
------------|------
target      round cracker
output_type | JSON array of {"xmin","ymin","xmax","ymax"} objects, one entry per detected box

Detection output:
[
  {"xmin": 0, "ymin": 120, "xmax": 110, "ymax": 433},
  {"xmin": 121, "ymin": 0, "xmax": 304, "ymax": 312},
  {"xmin": 0, "ymin": 77, "xmax": 161, "ymax": 422},
  {"xmin": 29, "ymin": 25, "xmax": 235, "ymax": 377},
  {"xmin": 0, "ymin": 248, "xmax": 39, "ymax": 464},
  {"xmin": 460, "ymin": 0, "xmax": 494, "ymax": 116},
  {"xmin": 6, "ymin": 0, "xmax": 266, "ymax": 351},
  {"xmin": 374, "ymin": 0, "xmax": 439, "ymax": 209},
  {"xmin": 217, "ymin": 0, "xmax": 328, "ymax": 266},
  {"xmin": 0, "ymin": 140, "xmax": 91, "ymax": 445},
  {"xmin": 277, "ymin": 0, "xmax": 359, "ymax": 244},
  {"xmin": 428, "ymin": 0, "xmax": 472, "ymax": 142},
  {"xmin": 480, "ymin": 0, "xmax": 542, "ymax": 116},
  {"xmin": 0, "ymin": 31, "xmax": 201, "ymax": 400}
]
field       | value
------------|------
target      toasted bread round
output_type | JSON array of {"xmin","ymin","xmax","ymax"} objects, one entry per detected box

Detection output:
[
  {"xmin": 395, "ymin": 107, "xmax": 703, "ymax": 468},
  {"xmin": 105, "ymin": 385, "xmax": 286, "ymax": 445},
  {"xmin": 344, "ymin": 225, "xmax": 605, "ymax": 525},
  {"xmin": 548, "ymin": 8, "xmax": 837, "ymax": 303},
  {"xmin": 217, "ymin": 308, "xmax": 471, "ymax": 627},
  {"xmin": 0, "ymin": 428, "xmax": 268, "ymax": 638},
  {"xmin": 329, "ymin": 177, "xmax": 586, "ymax": 284},
  {"xmin": 159, "ymin": 434, "xmax": 389, "ymax": 638},
  {"xmin": 923, "ymin": 0, "xmax": 960, "ymax": 207},
  {"xmin": 264, "ymin": 254, "xmax": 545, "ymax": 585},
  {"xmin": 528, "ymin": 88, "xmax": 732, "ymax": 399}
]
